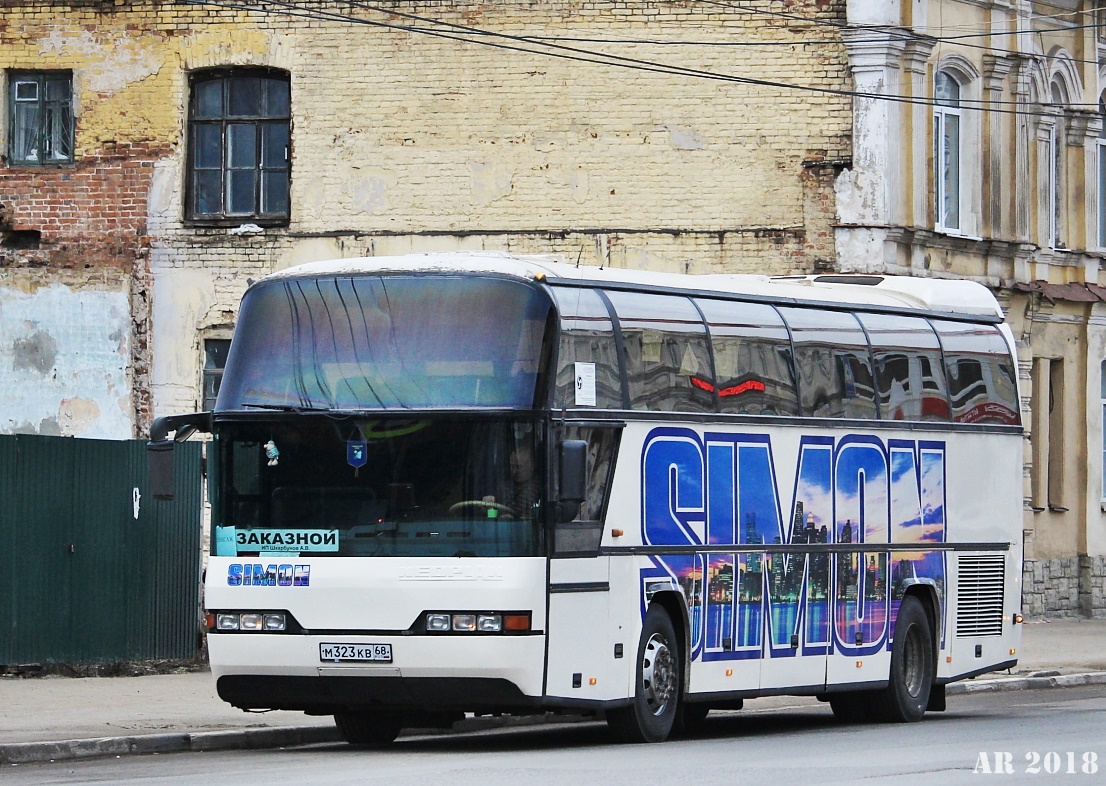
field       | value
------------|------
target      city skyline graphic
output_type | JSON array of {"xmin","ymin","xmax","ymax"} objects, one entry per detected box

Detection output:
[{"xmin": 641, "ymin": 429, "xmax": 947, "ymax": 661}]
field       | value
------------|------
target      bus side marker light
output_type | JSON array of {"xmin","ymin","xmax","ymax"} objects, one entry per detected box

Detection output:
[
  {"xmin": 611, "ymin": 529, "xmax": 624, "ymax": 538},
  {"xmin": 947, "ymin": 656, "xmax": 953, "ymax": 663},
  {"xmin": 725, "ymin": 669, "xmax": 733, "ymax": 677},
  {"xmin": 1010, "ymin": 648, "xmax": 1016, "ymax": 656},
  {"xmin": 589, "ymin": 677, "xmax": 597, "ymax": 686},
  {"xmin": 1013, "ymin": 613, "xmax": 1024, "ymax": 624},
  {"xmin": 855, "ymin": 661, "xmax": 863, "ymax": 669}
]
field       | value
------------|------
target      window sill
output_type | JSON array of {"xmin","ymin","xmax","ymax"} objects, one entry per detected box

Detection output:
[
  {"xmin": 3, "ymin": 160, "xmax": 76, "ymax": 170},
  {"xmin": 932, "ymin": 227, "xmax": 984, "ymax": 243},
  {"xmin": 183, "ymin": 218, "xmax": 289, "ymax": 231}
]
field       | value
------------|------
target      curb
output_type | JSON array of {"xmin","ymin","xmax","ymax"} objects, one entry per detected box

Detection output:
[
  {"xmin": 946, "ymin": 671, "xmax": 1106, "ymax": 695},
  {"xmin": 5, "ymin": 672, "xmax": 1105, "ymax": 765},
  {"xmin": 0, "ymin": 726, "xmax": 342, "ymax": 765}
]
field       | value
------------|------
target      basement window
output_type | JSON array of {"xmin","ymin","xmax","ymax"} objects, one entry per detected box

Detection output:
[{"xmin": 7, "ymin": 71, "xmax": 74, "ymax": 165}]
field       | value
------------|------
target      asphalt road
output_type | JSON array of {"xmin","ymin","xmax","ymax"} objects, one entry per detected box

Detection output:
[{"xmin": 6, "ymin": 686, "xmax": 1105, "ymax": 785}]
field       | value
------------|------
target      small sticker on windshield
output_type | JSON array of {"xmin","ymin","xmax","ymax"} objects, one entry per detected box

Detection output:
[{"xmin": 574, "ymin": 362, "xmax": 596, "ymax": 406}]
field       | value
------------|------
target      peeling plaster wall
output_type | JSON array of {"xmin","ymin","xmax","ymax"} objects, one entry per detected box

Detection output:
[
  {"xmin": 3, "ymin": 0, "xmax": 855, "ymax": 427},
  {"xmin": 0, "ymin": 280, "xmax": 131, "ymax": 438}
]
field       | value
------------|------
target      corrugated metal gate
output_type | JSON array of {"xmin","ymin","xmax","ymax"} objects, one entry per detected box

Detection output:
[{"xmin": 0, "ymin": 434, "xmax": 203, "ymax": 665}]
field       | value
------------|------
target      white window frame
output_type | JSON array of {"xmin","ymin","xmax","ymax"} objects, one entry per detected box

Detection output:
[
  {"xmin": 934, "ymin": 71, "xmax": 963, "ymax": 232},
  {"xmin": 1101, "ymin": 359, "xmax": 1106, "ymax": 501},
  {"xmin": 1097, "ymin": 99, "xmax": 1106, "ymax": 249}
]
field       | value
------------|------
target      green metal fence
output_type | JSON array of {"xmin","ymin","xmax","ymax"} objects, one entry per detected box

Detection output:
[{"xmin": 0, "ymin": 434, "xmax": 203, "ymax": 665}]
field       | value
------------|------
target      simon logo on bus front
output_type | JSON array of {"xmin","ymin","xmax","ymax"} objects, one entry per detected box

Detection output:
[
  {"xmin": 639, "ymin": 427, "xmax": 947, "ymax": 661},
  {"xmin": 227, "ymin": 564, "xmax": 311, "ymax": 587}
]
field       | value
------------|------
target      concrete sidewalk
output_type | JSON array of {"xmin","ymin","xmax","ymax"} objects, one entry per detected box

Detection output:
[{"xmin": 2, "ymin": 618, "xmax": 1104, "ymax": 764}]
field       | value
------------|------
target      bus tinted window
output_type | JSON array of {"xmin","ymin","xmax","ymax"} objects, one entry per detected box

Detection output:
[
  {"xmin": 219, "ymin": 276, "xmax": 553, "ymax": 410},
  {"xmin": 931, "ymin": 321, "xmax": 1020, "ymax": 425},
  {"xmin": 605, "ymin": 290, "xmax": 714, "ymax": 413},
  {"xmin": 778, "ymin": 307, "xmax": 878, "ymax": 420},
  {"xmin": 551, "ymin": 287, "xmax": 622, "ymax": 409},
  {"xmin": 857, "ymin": 313, "xmax": 949, "ymax": 422},
  {"xmin": 695, "ymin": 299, "xmax": 799, "ymax": 416}
]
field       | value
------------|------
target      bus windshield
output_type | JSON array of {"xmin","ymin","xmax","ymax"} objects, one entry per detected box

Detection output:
[
  {"xmin": 212, "ymin": 416, "xmax": 543, "ymax": 558},
  {"xmin": 216, "ymin": 275, "xmax": 553, "ymax": 411}
]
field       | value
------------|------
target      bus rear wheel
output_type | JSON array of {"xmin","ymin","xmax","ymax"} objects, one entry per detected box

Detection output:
[
  {"xmin": 871, "ymin": 595, "xmax": 934, "ymax": 723},
  {"xmin": 334, "ymin": 710, "xmax": 403, "ymax": 746},
  {"xmin": 607, "ymin": 605, "xmax": 680, "ymax": 743}
]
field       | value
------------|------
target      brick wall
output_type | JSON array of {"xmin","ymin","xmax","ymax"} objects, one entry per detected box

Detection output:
[{"xmin": 2, "ymin": 0, "xmax": 855, "ymax": 430}]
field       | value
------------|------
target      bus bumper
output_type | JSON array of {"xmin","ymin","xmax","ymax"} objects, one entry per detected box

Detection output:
[{"xmin": 208, "ymin": 633, "xmax": 546, "ymax": 713}]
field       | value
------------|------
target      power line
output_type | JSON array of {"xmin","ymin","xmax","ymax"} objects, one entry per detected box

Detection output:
[
  {"xmin": 178, "ymin": 0, "xmax": 1101, "ymax": 117},
  {"xmin": 695, "ymin": 0, "xmax": 1106, "ymax": 69}
]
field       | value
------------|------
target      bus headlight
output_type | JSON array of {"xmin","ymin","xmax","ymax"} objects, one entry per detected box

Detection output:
[
  {"xmin": 426, "ymin": 613, "xmax": 451, "ymax": 632},
  {"xmin": 477, "ymin": 614, "xmax": 502, "ymax": 632},
  {"xmin": 423, "ymin": 612, "xmax": 529, "ymax": 633},
  {"xmin": 211, "ymin": 612, "xmax": 287, "ymax": 632},
  {"xmin": 452, "ymin": 614, "xmax": 477, "ymax": 632}
]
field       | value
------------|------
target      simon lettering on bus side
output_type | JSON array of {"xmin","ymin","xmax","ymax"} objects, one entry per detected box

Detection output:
[{"xmin": 639, "ymin": 427, "xmax": 948, "ymax": 662}]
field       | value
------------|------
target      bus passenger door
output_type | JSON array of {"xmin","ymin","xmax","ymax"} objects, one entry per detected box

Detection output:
[
  {"xmin": 544, "ymin": 425, "xmax": 621, "ymax": 703},
  {"xmin": 545, "ymin": 556, "xmax": 615, "ymax": 701}
]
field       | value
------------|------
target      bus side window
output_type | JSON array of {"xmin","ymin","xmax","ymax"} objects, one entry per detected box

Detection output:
[
  {"xmin": 857, "ymin": 313, "xmax": 949, "ymax": 422},
  {"xmin": 778, "ymin": 307, "xmax": 879, "ymax": 420},
  {"xmin": 695, "ymin": 298, "xmax": 799, "ymax": 416},
  {"xmin": 931, "ymin": 321, "xmax": 1020, "ymax": 425},
  {"xmin": 560, "ymin": 426, "xmax": 620, "ymax": 523},
  {"xmin": 604, "ymin": 291, "xmax": 714, "ymax": 413},
  {"xmin": 550, "ymin": 288, "xmax": 622, "ymax": 409}
]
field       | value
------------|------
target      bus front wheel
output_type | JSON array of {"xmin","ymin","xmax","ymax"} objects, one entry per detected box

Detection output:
[
  {"xmin": 607, "ymin": 605, "xmax": 680, "ymax": 743},
  {"xmin": 871, "ymin": 595, "xmax": 934, "ymax": 723},
  {"xmin": 334, "ymin": 710, "xmax": 402, "ymax": 746}
]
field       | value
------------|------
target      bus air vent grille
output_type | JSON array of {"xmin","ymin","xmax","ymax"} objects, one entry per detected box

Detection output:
[{"xmin": 956, "ymin": 555, "xmax": 1005, "ymax": 638}]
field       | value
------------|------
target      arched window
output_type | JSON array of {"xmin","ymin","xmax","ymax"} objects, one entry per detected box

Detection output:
[
  {"xmin": 187, "ymin": 68, "xmax": 291, "ymax": 223},
  {"xmin": 1098, "ymin": 97, "xmax": 1106, "ymax": 248},
  {"xmin": 934, "ymin": 71, "xmax": 962, "ymax": 231},
  {"xmin": 1047, "ymin": 80, "xmax": 1067, "ymax": 249}
]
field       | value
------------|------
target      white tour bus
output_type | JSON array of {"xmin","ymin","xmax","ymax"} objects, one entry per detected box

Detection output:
[{"xmin": 149, "ymin": 252, "xmax": 1024, "ymax": 744}]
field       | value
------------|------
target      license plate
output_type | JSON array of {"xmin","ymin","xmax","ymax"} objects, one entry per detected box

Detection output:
[{"xmin": 319, "ymin": 642, "xmax": 393, "ymax": 663}]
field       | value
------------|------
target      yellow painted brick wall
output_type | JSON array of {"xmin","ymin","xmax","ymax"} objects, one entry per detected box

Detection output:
[{"xmin": 2, "ymin": 0, "xmax": 855, "ymax": 418}]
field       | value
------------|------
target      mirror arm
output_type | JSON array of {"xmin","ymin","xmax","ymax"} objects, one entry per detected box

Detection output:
[{"xmin": 149, "ymin": 412, "xmax": 213, "ymax": 444}]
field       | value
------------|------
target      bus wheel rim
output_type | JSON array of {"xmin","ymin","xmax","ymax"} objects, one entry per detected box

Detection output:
[
  {"xmin": 903, "ymin": 625, "xmax": 924, "ymax": 698},
  {"xmin": 642, "ymin": 633, "xmax": 676, "ymax": 715}
]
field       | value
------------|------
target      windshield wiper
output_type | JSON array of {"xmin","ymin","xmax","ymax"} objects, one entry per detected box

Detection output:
[{"xmin": 240, "ymin": 402, "xmax": 333, "ymax": 413}]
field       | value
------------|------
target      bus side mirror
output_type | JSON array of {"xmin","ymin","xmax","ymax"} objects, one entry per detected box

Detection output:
[
  {"xmin": 557, "ymin": 439, "xmax": 588, "ymax": 523},
  {"xmin": 147, "ymin": 413, "xmax": 212, "ymax": 501},
  {"xmin": 148, "ymin": 440, "xmax": 176, "ymax": 501}
]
